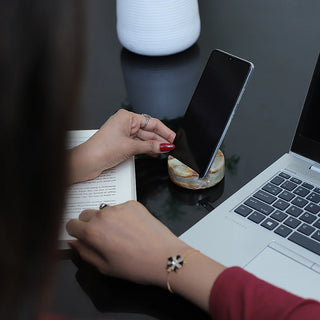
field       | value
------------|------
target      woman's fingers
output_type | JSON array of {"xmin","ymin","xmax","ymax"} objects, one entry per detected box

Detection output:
[
  {"xmin": 130, "ymin": 139, "xmax": 175, "ymax": 155},
  {"xmin": 69, "ymin": 240, "xmax": 111, "ymax": 274},
  {"xmin": 66, "ymin": 218, "xmax": 88, "ymax": 240},
  {"xmin": 135, "ymin": 128, "xmax": 168, "ymax": 143},
  {"xmin": 79, "ymin": 209, "xmax": 98, "ymax": 222},
  {"xmin": 138, "ymin": 114, "xmax": 176, "ymax": 143}
]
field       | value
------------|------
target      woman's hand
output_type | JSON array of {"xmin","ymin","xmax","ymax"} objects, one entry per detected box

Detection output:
[
  {"xmin": 69, "ymin": 109, "xmax": 176, "ymax": 184},
  {"xmin": 66, "ymin": 201, "xmax": 225, "ymax": 312},
  {"xmin": 66, "ymin": 201, "xmax": 190, "ymax": 287}
]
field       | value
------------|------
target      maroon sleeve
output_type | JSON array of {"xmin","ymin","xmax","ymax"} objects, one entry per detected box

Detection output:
[{"xmin": 209, "ymin": 266, "xmax": 320, "ymax": 320}]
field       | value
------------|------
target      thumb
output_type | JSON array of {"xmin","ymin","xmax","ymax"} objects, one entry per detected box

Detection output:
[{"xmin": 132, "ymin": 140, "xmax": 175, "ymax": 155}]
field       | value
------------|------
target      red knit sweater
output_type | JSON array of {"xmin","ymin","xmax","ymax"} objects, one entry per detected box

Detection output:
[{"xmin": 209, "ymin": 266, "xmax": 320, "ymax": 319}]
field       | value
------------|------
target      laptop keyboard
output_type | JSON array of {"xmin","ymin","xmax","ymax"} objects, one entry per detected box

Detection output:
[{"xmin": 234, "ymin": 172, "xmax": 320, "ymax": 256}]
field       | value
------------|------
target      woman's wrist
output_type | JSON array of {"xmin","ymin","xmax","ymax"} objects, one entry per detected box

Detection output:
[
  {"xmin": 164, "ymin": 247, "xmax": 226, "ymax": 312},
  {"xmin": 166, "ymin": 248, "xmax": 201, "ymax": 293},
  {"xmin": 68, "ymin": 142, "xmax": 102, "ymax": 184}
]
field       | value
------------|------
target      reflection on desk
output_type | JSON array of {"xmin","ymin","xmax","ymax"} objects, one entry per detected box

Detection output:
[
  {"xmin": 72, "ymin": 253, "xmax": 210, "ymax": 320},
  {"xmin": 121, "ymin": 46, "xmax": 201, "ymax": 120},
  {"xmin": 135, "ymin": 156, "xmax": 224, "ymax": 236}
]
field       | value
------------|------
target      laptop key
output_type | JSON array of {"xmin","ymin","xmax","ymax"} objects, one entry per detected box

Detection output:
[
  {"xmin": 298, "ymin": 223, "xmax": 315, "ymax": 236},
  {"xmin": 302, "ymin": 182, "xmax": 314, "ymax": 190},
  {"xmin": 279, "ymin": 190, "xmax": 295, "ymax": 202},
  {"xmin": 293, "ymin": 186, "xmax": 310, "ymax": 197},
  {"xmin": 306, "ymin": 192, "xmax": 320, "ymax": 204},
  {"xmin": 300, "ymin": 212, "xmax": 317, "ymax": 224},
  {"xmin": 312, "ymin": 230, "xmax": 320, "ymax": 242},
  {"xmin": 313, "ymin": 219, "xmax": 320, "ymax": 229},
  {"xmin": 270, "ymin": 176, "xmax": 285, "ymax": 186},
  {"xmin": 274, "ymin": 225, "xmax": 292, "ymax": 238},
  {"xmin": 281, "ymin": 181, "xmax": 297, "ymax": 191},
  {"xmin": 289, "ymin": 232, "xmax": 320, "ymax": 256},
  {"xmin": 284, "ymin": 217, "xmax": 301, "ymax": 228},
  {"xmin": 291, "ymin": 196, "xmax": 308, "ymax": 208},
  {"xmin": 262, "ymin": 183, "xmax": 282, "ymax": 195},
  {"xmin": 234, "ymin": 205, "xmax": 252, "ymax": 217},
  {"xmin": 314, "ymin": 188, "xmax": 320, "ymax": 195},
  {"xmin": 273, "ymin": 199, "xmax": 290, "ymax": 211},
  {"xmin": 253, "ymin": 190, "xmax": 276, "ymax": 204},
  {"xmin": 248, "ymin": 211, "xmax": 265, "ymax": 224},
  {"xmin": 305, "ymin": 203, "xmax": 320, "ymax": 215},
  {"xmin": 261, "ymin": 218, "xmax": 278, "ymax": 230},
  {"xmin": 271, "ymin": 210, "xmax": 288, "ymax": 222},
  {"xmin": 244, "ymin": 198, "xmax": 274, "ymax": 215},
  {"xmin": 286, "ymin": 205, "xmax": 303, "ymax": 217},
  {"xmin": 279, "ymin": 172, "xmax": 290, "ymax": 179},
  {"xmin": 290, "ymin": 177, "xmax": 302, "ymax": 184}
]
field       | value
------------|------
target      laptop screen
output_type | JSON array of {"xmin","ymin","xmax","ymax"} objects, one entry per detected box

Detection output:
[{"xmin": 291, "ymin": 53, "xmax": 320, "ymax": 164}]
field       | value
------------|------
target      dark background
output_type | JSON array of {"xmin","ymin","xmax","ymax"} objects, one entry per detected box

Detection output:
[{"xmin": 50, "ymin": 1, "xmax": 320, "ymax": 319}]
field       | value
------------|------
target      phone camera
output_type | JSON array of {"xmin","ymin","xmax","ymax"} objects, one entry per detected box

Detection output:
[{"xmin": 228, "ymin": 57, "xmax": 233, "ymax": 61}]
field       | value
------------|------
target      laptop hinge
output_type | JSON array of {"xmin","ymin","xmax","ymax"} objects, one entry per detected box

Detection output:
[{"xmin": 310, "ymin": 163, "xmax": 320, "ymax": 174}]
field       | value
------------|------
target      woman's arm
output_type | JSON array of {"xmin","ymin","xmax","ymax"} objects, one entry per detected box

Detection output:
[
  {"xmin": 68, "ymin": 109, "xmax": 176, "ymax": 184},
  {"xmin": 66, "ymin": 201, "xmax": 225, "ymax": 312},
  {"xmin": 210, "ymin": 266, "xmax": 320, "ymax": 320},
  {"xmin": 66, "ymin": 201, "xmax": 320, "ymax": 318}
]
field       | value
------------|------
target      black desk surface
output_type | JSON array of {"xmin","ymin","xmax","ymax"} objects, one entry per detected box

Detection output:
[{"xmin": 50, "ymin": 0, "xmax": 320, "ymax": 319}]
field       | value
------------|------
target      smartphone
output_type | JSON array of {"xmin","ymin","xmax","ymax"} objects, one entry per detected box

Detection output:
[{"xmin": 170, "ymin": 49, "xmax": 254, "ymax": 178}]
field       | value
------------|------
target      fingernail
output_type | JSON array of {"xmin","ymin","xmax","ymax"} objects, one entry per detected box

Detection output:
[{"xmin": 160, "ymin": 143, "xmax": 175, "ymax": 152}]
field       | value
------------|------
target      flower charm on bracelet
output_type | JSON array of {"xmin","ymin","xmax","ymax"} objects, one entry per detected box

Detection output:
[{"xmin": 167, "ymin": 255, "xmax": 184, "ymax": 272}]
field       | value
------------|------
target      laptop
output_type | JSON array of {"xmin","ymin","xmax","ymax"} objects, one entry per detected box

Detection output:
[{"xmin": 180, "ymin": 53, "xmax": 320, "ymax": 301}]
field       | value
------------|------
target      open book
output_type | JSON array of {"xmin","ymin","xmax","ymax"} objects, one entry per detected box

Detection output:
[{"xmin": 59, "ymin": 130, "xmax": 136, "ymax": 247}]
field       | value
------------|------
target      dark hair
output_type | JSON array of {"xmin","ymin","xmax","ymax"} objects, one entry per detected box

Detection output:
[{"xmin": 0, "ymin": 1, "xmax": 84, "ymax": 319}]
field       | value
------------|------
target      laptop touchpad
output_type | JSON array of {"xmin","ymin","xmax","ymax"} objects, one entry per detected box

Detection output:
[{"xmin": 244, "ymin": 243, "xmax": 320, "ymax": 301}]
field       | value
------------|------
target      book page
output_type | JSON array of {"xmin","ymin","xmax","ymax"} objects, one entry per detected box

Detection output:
[{"xmin": 59, "ymin": 130, "xmax": 136, "ymax": 242}]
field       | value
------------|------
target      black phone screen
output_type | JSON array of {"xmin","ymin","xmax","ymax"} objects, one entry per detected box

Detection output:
[{"xmin": 170, "ymin": 49, "xmax": 253, "ymax": 178}]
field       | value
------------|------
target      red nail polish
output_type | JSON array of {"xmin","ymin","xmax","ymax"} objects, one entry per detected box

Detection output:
[{"xmin": 160, "ymin": 143, "xmax": 175, "ymax": 152}]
